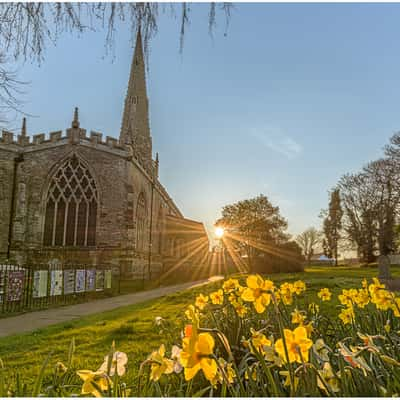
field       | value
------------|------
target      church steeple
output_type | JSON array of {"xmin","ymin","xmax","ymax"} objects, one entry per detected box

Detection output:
[{"xmin": 120, "ymin": 28, "xmax": 152, "ymax": 170}]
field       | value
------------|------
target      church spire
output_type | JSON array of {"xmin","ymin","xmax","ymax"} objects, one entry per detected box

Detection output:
[{"xmin": 120, "ymin": 27, "xmax": 152, "ymax": 170}]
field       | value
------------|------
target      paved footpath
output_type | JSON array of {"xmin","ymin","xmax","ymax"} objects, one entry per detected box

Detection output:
[{"xmin": 0, "ymin": 276, "xmax": 223, "ymax": 338}]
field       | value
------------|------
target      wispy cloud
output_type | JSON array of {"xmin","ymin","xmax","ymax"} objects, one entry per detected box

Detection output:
[{"xmin": 252, "ymin": 126, "xmax": 303, "ymax": 159}]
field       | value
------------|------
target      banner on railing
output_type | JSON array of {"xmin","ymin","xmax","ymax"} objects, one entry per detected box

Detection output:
[
  {"xmin": 86, "ymin": 269, "xmax": 96, "ymax": 291},
  {"xmin": 63, "ymin": 269, "xmax": 75, "ymax": 294},
  {"xmin": 75, "ymin": 269, "xmax": 86, "ymax": 293},
  {"xmin": 33, "ymin": 270, "xmax": 48, "ymax": 298},
  {"xmin": 7, "ymin": 270, "xmax": 25, "ymax": 302},
  {"xmin": 105, "ymin": 270, "xmax": 112, "ymax": 289},
  {"xmin": 50, "ymin": 270, "xmax": 63, "ymax": 296}
]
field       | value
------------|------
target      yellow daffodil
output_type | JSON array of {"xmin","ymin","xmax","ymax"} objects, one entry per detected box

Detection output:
[
  {"xmin": 241, "ymin": 275, "xmax": 274, "ymax": 313},
  {"xmin": 231, "ymin": 300, "xmax": 247, "ymax": 317},
  {"xmin": 318, "ymin": 288, "xmax": 332, "ymax": 301},
  {"xmin": 338, "ymin": 288, "xmax": 358, "ymax": 307},
  {"xmin": 304, "ymin": 321, "xmax": 314, "ymax": 336},
  {"xmin": 210, "ymin": 289, "xmax": 224, "ymax": 305},
  {"xmin": 236, "ymin": 285, "xmax": 245, "ymax": 296},
  {"xmin": 280, "ymin": 282, "xmax": 294, "ymax": 305},
  {"xmin": 195, "ymin": 294, "xmax": 209, "ymax": 310},
  {"xmin": 222, "ymin": 278, "xmax": 239, "ymax": 293},
  {"xmin": 77, "ymin": 370, "xmax": 112, "ymax": 398},
  {"xmin": 371, "ymin": 289, "xmax": 393, "ymax": 311},
  {"xmin": 293, "ymin": 280, "xmax": 306, "ymax": 295},
  {"xmin": 275, "ymin": 326, "xmax": 313, "ymax": 363},
  {"xmin": 391, "ymin": 297, "xmax": 400, "ymax": 317},
  {"xmin": 291, "ymin": 309, "xmax": 305, "ymax": 325},
  {"xmin": 338, "ymin": 306, "xmax": 354, "ymax": 325},
  {"xmin": 211, "ymin": 358, "xmax": 236, "ymax": 385},
  {"xmin": 362, "ymin": 278, "xmax": 368, "ymax": 289},
  {"xmin": 225, "ymin": 362, "xmax": 236, "ymax": 384},
  {"xmin": 148, "ymin": 344, "xmax": 174, "ymax": 381},
  {"xmin": 369, "ymin": 277, "xmax": 385, "ymax": 296},
  {"xmin": 55, "ymin": 361, "xmax": 67, "ymax": 375},
  {"xmin": 180, "ymin": 326, "xmax": 217, "ymax": 382},
  {"xmin": 228, "ymin": 292, "xmax": 237, "ymax": 303},
  {"xmin": 281, "ymin": 282, "xmax": 295, "ymax": 294},
  {"xmin": 185, "ymin": 305, "xmax": 200, "ymax": 326},
  {"xmin": 249, "ymin": 328, "xmax": 272, "ymax": 354},
  {"xmin": 354, "ymin": 289, "xmax": 369, "ymax": 308}
]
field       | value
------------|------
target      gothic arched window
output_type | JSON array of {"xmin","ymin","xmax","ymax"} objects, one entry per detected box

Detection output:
[
  {"xmin": 43, "ymin": 155, "xmax": 98, "ymax": 247},
  {"xmin": 136, "ymin": 192, "xmax": 147, "ymax": 252}
]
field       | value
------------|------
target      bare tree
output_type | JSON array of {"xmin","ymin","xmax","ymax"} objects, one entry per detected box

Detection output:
[
  {"xmin": 338, "ymin": 172, "xmax": 378, "ymax": 263},
  {"xmin": 337, "ymin": 155, "xmax": 400, "ymax": 262},
  {"xmin": 0, "ymin": 53, "xmax": 28, "ymax": 124},
  {"xmin": 364, "ymin": 158, "xmax": 400, "ymax": 256},
  {"xmin": 296, "ymin": 227, "xmax": 321, "ymax": 265},
  {"xmin": 0, "ymin": 2, "xmax": 233, "ymax": 124}
]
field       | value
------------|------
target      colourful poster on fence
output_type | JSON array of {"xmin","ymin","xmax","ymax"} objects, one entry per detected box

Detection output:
[
  {"xmin": 105, "ymin": 270, "xmax": 112, "ymax": 289},
  {"xmin": 64, "ymin": 270, "xmax": 75, "ymax": 294},
  {"xmin": 86, "ymin": 269, "xmax": 96, "ymax": 291},
  {"xmin": 75, "ymin": 269, "xmax": 86, "ymax": 293},
  {"xmin": 7, "ymin": 270, "xmax": 25, "ymax": 302},
  {"xmin": 50, "ymin": 270, "xmax": 63, "ymax": 296},
  {"xmin": 33, "ymin": 270, "xmax": 48, "ymax": 298},
  {"xmin": 95, "ymin": 270, "xmax": 104, "ymax": 291},
  {"xmin": 0, "ymin": 270, "xmax": 5, "ymax": 304}
]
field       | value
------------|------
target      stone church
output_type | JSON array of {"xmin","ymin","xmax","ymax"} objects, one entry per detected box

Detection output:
[{"xmin": 0, "ymin": 30, "xmax": 209, "ymax": 278}]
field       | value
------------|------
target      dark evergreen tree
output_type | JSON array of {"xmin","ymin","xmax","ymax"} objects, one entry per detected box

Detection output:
[{"xmin": 323, "ymin": 189, "xmax": 343, "ymax": 266}]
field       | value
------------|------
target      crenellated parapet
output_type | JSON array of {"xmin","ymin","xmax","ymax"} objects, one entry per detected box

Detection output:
[
  {"xmin": 0, "ymin": 127, "xmax": 129, "ymax": 153},
  {"xmin": 0, "ymin": 109, "xmax": 129, "ymax": 158},
  {"xmin": 0, "ymin": 108, "xmax": 163, "ymax": 181}
]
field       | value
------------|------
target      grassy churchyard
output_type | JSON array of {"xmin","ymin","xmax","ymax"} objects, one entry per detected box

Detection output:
[{"xmin": 1, "ymin": 265, "xmax": 399, "ymax": 396}]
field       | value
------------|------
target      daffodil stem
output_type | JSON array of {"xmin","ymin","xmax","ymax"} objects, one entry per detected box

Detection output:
[{"xmin": 273, "ymin": 296, "xmax": 295, "ymax": 395}]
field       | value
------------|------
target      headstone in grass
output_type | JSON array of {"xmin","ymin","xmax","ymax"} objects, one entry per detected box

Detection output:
[{"xmin": 378, "ymin": 255, "xmax": 391, "ymax": 281}]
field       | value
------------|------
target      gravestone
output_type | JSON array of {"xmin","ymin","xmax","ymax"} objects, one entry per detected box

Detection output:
[{"xmin": 378, "ymin": 255, "xmax": 391, "ymax": 280}]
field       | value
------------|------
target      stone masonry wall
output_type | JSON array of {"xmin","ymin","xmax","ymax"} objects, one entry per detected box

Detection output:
[{"xmin": 0, "ymin": 149, "xmax": 17, "ymax": 259}]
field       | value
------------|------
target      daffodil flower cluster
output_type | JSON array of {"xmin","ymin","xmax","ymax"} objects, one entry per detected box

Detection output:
[{"xmin": 26, "ymin": 274, "xmax": 400, "ymax": 397}]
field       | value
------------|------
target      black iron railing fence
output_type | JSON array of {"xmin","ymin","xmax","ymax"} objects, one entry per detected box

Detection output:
[{"xmin": 0, "ymin": 263, "xmax": 120, "ymax": 316}]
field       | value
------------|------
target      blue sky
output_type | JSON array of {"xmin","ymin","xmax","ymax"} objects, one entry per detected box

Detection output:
[{"xmin": 8, "ymin": 3, "xmax": 400, "ymax": 239}]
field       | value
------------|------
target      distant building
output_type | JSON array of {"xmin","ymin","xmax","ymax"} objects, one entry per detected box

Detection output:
[
  {"xmin": 310, "ymin": 253, "xmax": 335, "ymax": 265},
  {"xmin": 0, "ymin": 30, "xmax": 209, "ymax": 278}
]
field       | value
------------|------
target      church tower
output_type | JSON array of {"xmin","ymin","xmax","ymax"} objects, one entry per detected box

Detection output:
[{"xmin": 120, "ymin": 28, "xmax": 153, "ymax": 171}]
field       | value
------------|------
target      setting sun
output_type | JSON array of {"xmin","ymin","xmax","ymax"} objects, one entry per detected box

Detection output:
[{"xmin": 215, "ymin": 227, "xmax": 225, "ymax": 239}]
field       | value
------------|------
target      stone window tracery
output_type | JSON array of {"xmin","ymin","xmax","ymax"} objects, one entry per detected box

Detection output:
[{"xmin": 43, "ymin": 155, "xmax": 98, "ymax": 247}]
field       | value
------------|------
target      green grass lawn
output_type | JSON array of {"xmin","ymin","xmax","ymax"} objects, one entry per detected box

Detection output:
[{"xmin": 0, "ymin": 265, "xmax": 397, "ymax": 389}]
